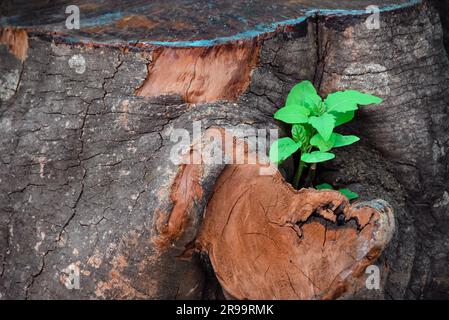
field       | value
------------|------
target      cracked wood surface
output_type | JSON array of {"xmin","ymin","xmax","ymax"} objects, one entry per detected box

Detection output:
[
  {"xmin": 197, "ymin": 164, "xmax": 394, "ymax": 300},
  {"xmin": 0, "ymin": 0, "xmax": 449, "ymax": 300},
  {"xmin": 1, "ymin": 0, "xmax": 417, "ymax": 46},
  {"xmin": 431, "ymin": 0, "xmax": 449, "ymax": 54}
]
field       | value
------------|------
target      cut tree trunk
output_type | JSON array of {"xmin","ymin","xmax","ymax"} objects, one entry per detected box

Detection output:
[
  {"xmin": 1, "ymin": 0, "xmax": 449, "ymax": 299},
  {"xmin": 197, "ymin": 161, "xmax": 395, "ymax": 300}
]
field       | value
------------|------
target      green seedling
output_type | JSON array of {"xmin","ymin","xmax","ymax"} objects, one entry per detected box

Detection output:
[
  {"xmin": 315, "ymin": 183, "xmax": 359, "ymax": 200},
  {"xmin": 269, "ymin": 80, "xmax": 382, "ymax": 197}
]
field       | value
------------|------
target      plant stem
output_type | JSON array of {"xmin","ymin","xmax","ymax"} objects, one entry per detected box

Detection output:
[
  {"xmin": 293, "ymin": 160, "xmax": 305, "ymax": 190},
  {"xmin": 304, "ymin": 163, "xmax": 317, "ymax": 187}
]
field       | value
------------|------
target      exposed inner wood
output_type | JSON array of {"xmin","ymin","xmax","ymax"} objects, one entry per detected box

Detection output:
[
  {"xmin": 0, "ymin": 28, "xmax": 28, "ymax": 61},
  {"xmin": 197, "ymin": 163, "xmax": 395, "ymax": 300},
  {"xmin": 114, "ymin": 15, "xmax": 159, "ymax": 29},
  {"xmin": 155, "ymin": 163, "xmax": 204, "ymax": 249},
  {"xmin": 0, "ymin": 0, "xmax": 414, "ymax": 44},
  {"xmin": 135, "ymin": 41, "xmax": 260, "ymax": 103}
]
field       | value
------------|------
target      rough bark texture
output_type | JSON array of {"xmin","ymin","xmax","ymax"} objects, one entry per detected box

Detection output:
[
  {"xmin": 1, "ymin": 0, "xmax": 449, "ymax": 299},
  {"xmin": 432, "ymin": 0, "xmax": 449, "ymax": 54},
  {"xmin": 317, "ymin": 3, "xmax": 449, "ymax": 299}
]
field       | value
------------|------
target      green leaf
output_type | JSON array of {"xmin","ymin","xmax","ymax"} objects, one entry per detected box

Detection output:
[
  {"xmin": 291, "ymin": 124, "xmax": 303, "ymax": 142},
  {"xmin": 338, "ymin": 188, "xmax": 359, "ymax": 200},
  {"xmin": 333, "ymin": 133, "xmax": 360, "ymax": 148},
  {"xmin": 291, "ymin": 124, "xmax": 311, "ymax": 144},
  {"xmin": 269, "ymin": 137, "xmax": 302, "ymax": 164},
  {"xmin": 325, "ymin": 90, "xmax": 382, "ymax": 113},
  {"xmin": 332, "ymin": 110, "xmax": 355, "ymax": 127},
  {"xmin": 316, "ymin": 183, "xmax": 334, "ymax": 190},
  {"xmin": 310, "ymin": 133, "xmax": 336, "ymax": 152},
  {"xmin": 316, "ymin": 184, "xmax": 359, "ymax": 200},
  {"xmin": 274, "ymin": 106, "xmax": 310, "ymax": 124},
  {"xmin": 308, "ymin": 113, "xmax": 336, "ymax": 141},
  {"xmin": 286, "ymin": 81, "xmax": 322, "ymax": 110},
  {"xmin": 301, "ymin": 151, "xmax": 335, "ymax": 163}
]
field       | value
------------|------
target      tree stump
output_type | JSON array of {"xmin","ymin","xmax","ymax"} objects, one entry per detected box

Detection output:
[
  {"xmin": 1, "ymin": 0, "xmax": 448, "ymax": 299},
  {"xmin": 197, "ymin": 161, "xmax": 395, "ymax": 300}
]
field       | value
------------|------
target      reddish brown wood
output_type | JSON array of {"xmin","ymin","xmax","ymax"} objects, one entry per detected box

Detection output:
[
  {"xmin": 136, "ymin": 41, "xmax": 260, "ymax": 103},
  {"xmin": 197, "ymin": 163, "xmax": 395, "ymax": 300},
  {"xmin": 0, "ymin": 28, "xmax": 28, "ymax": 61}
]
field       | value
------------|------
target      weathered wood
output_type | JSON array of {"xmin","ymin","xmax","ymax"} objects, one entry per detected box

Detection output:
[
  {"xmin": 0, "ymin": 0, "xmax": 419, "ymax": 46},
  {"xmin": 197, "ymin": 163, "xmax": 394, "ymax": 300},
  {"xmin": 432, "ymin": 0, "xmax": 449, "ymax": 54},
  {"xmin": 1, "ymin": 0, "xmax": 449, "ymax": 300},
  {"xmin": 316, "ymin": 1, "xmax": 449, "ymax": 299}
]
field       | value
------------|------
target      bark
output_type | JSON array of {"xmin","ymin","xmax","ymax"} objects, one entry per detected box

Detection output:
[
  {"xmin": 1, "ymin": 0, "xmax": 449, "ymax": 300},
  {"xmin": 317, "ymin": 2, "xmax": 449, "ymax": 299},
  {"xmin": 432, "ymin": 0, "xmax": 449, "ymax": 54}
]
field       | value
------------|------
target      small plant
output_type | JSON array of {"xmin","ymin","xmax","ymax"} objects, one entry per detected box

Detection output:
[
  {"xmin": 269, "ymin": 80, "xmax": 382, "ymax": 198},
  {"xmin": 315, "ymin": 183, "xmax": 359, "ymax": 200}
]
